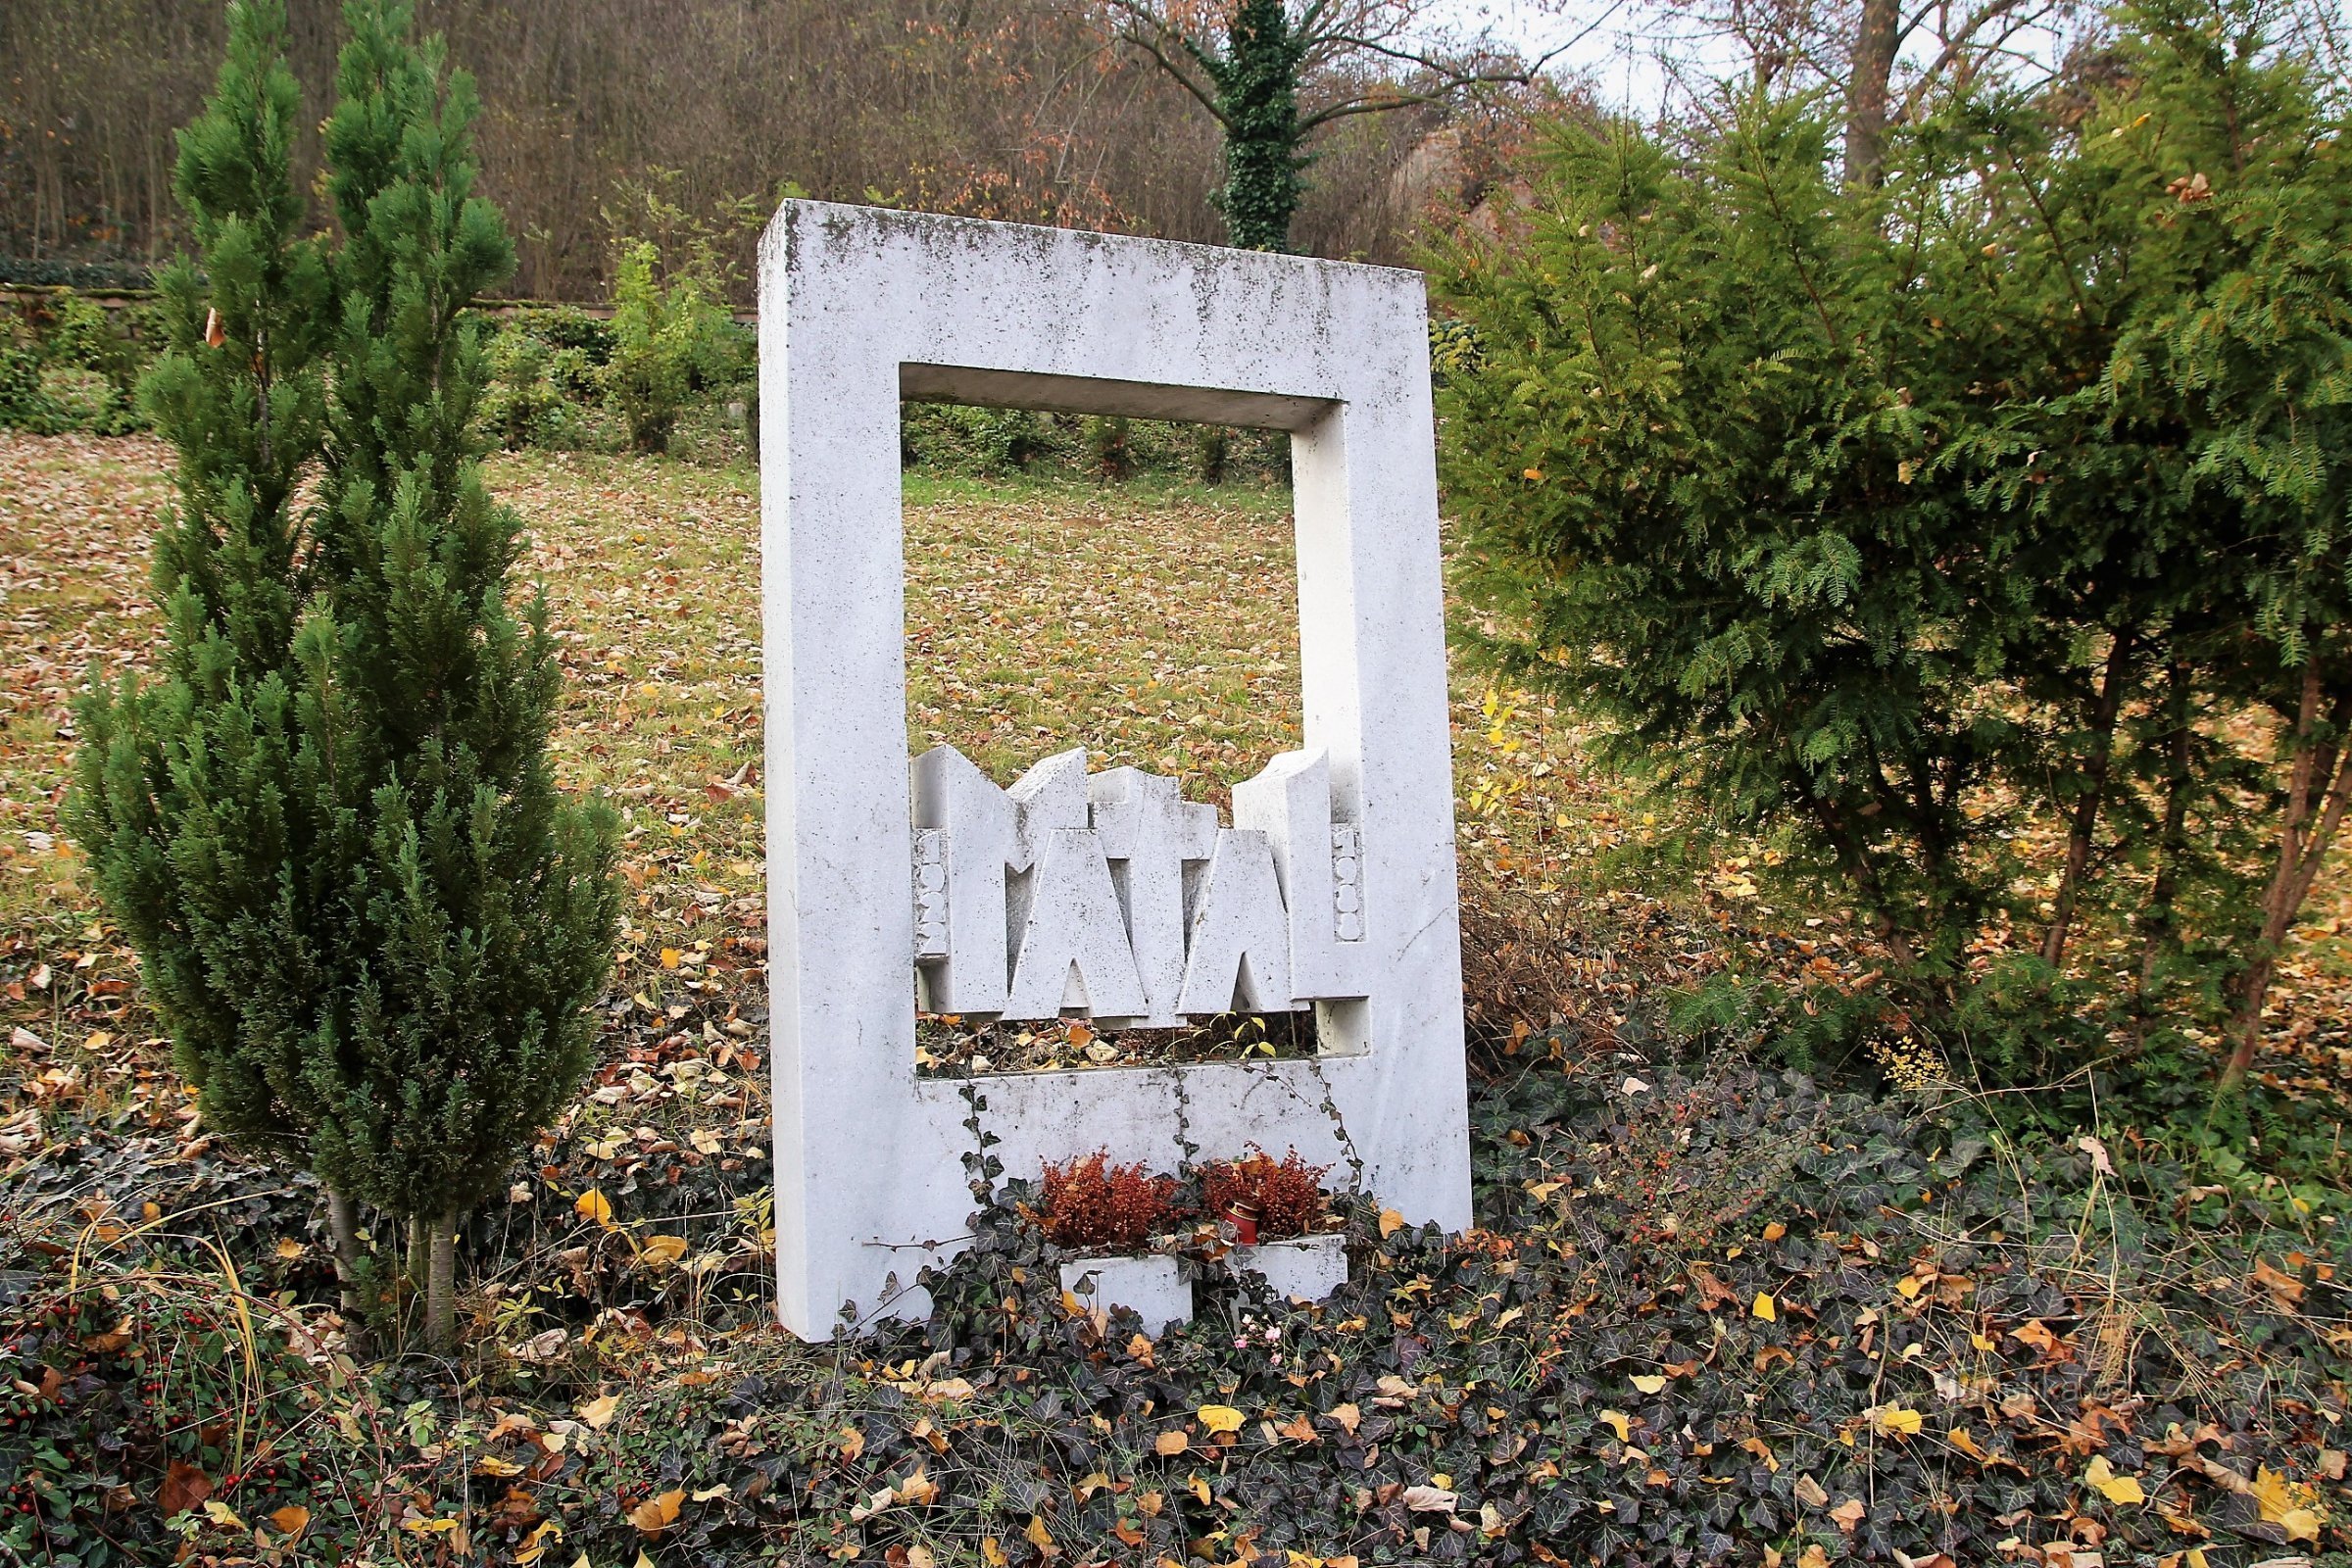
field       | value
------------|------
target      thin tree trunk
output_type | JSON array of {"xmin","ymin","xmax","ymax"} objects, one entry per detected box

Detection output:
[
  {"xmin": 405, "ymin": 1214, "xmax": 428, "ymax": 1343},
  {"xmin": 325, "ymin": 1187, "xmax": 371, "ymax": 1359},
  {"xmin": 1804, "ymin": 793, "xmax": 1924, "ymax": 973},
  {"xmin": 1844, "ymin": 0, "xmax": 1904, "ymax": 186},
  {"xmin": 2135, "ymin": 660, "xmax": 2192, "ymax": 1020},
  {"xmin": 2042, "ymin": 631, "xmax": 2135, "ymax": 969},
  {"xmin": 2220, "ymin": 659, "xmax": 2352, "ymax": 1096},
  {"xmin": 426, "ymin": 1215, "xmax": 459, "ymax": 1353}
]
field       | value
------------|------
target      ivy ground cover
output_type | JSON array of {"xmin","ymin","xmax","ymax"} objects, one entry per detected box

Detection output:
[{"xmin": 0, "ymin": 430, "xmax": 2344, "ymax": 1565}]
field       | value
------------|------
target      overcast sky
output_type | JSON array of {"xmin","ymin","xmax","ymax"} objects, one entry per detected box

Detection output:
[
  {"xmin": 1414, "ymin": 0, "xmax": 1755, "ymax": 119},
  {"xmin": 1410, "ymin": 0, "xmax": 2098, "ymax": 122}
]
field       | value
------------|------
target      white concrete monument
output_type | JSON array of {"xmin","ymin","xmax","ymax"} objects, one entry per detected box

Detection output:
[{"xmin": 759, "ymin": 200, "xmax": 1469, "ymax": 1338}]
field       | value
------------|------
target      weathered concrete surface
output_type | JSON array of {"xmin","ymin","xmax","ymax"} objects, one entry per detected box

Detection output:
[{"xmin": 760, "ymin": 199, "xmax": 1467, "ymax": 1339}]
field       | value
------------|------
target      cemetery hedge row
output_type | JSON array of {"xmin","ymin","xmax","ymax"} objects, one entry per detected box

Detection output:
[{"xmin": 2, "ymin": 289, "xmax": 1289, "ymax": 487}]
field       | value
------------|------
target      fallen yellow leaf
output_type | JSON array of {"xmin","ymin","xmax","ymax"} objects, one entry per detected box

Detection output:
[
  {"xmin": 2086, "ymin": 1454, "xmax": 2147, "ymax": 1505},
  {"xmin": 629, "ymin": 1489, "xmax": 684, "ymax": 1534},
  {"xmin": 575, "ymin": 1189, "xmax": 613, "ymax": 1226},
  {"xmin": 638, "ymin": 1234, "xmax": 688, "ymax": 1266},
  {"xmin": 1197, "ymin": 1403, "xmax": 1245, "ymax": 1434},
  {"xmin": 1872, "ymin": 1405, "xmax": 1923, "ymax": 1437},
  {"xmin": 1752, "ymin": 1293, "xmax": 1778, "ymax": 1322},
  {"xmin": 268, "ymin": 1505, "xmax": 310, "ymax": 1537},
  {"xmin": 1631, "ymin": 1374, "xmax": 1667, "ymax": 1395},
  {"xmin": 576, "ymin": 1392, "xmax": 620, "ymax": 1428},
  {"xmin": 1155, "ymin": 1429, "xmax": 1190, "ymax": 1455},
  {"xmin": 1597, "ymin": 1409, "xmax": 1632, "ymax": 1442},
  {"xmin": 1378, "ymin": 1208, "xmax": 1405, "ymax": 1238}
]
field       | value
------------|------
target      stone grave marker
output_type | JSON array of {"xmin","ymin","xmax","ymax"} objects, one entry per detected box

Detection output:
[{"xmin": 759, "ymin": 199, "xmax": 1468, "ymax": 1338}]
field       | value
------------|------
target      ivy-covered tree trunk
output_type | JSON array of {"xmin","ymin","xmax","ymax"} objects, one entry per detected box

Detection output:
[
  {"xmin": 1200, "ymin": 0, "xmax": 1308, "ymax": 251},
  {"xmin": 306, "ymin": 0, "xmax": 620, "ymax": 1353}
]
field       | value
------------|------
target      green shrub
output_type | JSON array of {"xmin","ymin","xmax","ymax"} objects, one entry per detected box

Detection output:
[
  {"xmin": 898, "ymin": 404, "xmax": 1289, "ymax": 486},
  {"xmin": 508, "ymin": 302, "xmax": 613, "ymax": 366},
  {"xmin": 480, "ymin": 318, "xmax": 581, "ymax": 449},
  {"xmin": 42, "ymin": 291, "xmax": 153, "ymax": 433},
  {"xmin": 0, "ymin": 345, "xmax": 64, "ymax": 432},
  {"xmin": 1433, "ymin": 3, "xmax": 2352, "ymax": 1120},
  {"xmin": 70, "ymin": 0, "xmax": 617, "ymax": 1357},
  {"xmin": 1191, "ymin": 421, "xmax": 1229, "ymax": 484},
  {"xmin": 605, "ymin": 237, "xmax": 733, "ymax": 454},
  {"xmin": 1085, "ymin": 414, "xmax": 1134, "ymax": 480},
  {"xmin": 0, "ymin": 290, "xmax": 156, "ymax": 435}
]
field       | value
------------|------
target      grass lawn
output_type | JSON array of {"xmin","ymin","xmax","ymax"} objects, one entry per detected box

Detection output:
[{"xmin": 0, "ymin": 431, "xmax": 2344, "ymax": 1568}]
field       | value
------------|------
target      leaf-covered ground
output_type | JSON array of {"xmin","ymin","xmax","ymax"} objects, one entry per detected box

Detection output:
[{"xmin": 1, "ymin": 431, "xmax": 2346, "ymax": 1566}]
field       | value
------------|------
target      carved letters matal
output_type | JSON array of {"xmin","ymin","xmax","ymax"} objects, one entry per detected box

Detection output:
[{"xmin": 910, "ymin": 745, "xmax": 1367, "ymax": 1023}]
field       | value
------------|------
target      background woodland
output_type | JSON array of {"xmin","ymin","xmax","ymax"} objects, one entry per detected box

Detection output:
[{"xmin": 0, "ymin": 0, "xmax": 1515, "ymax": 294}]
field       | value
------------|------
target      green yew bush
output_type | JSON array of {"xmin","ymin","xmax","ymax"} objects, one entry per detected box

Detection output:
[{"xmin": 1434, "ymin": 0, "xmax": 2352, "ymax": 1131}]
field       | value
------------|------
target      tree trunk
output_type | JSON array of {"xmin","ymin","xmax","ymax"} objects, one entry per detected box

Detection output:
[
  {"xmin": 405, "ymin": 1214, "xmax": 429, "ymax": 1342},
  {"xmin": 2134, "ymin": 660, "xmax": 2192, "ymax": 1022},
  {"xmin": 425, "ymin": 1215, "xmax": 459, "ymax": 1353},
  {"xmin": 1844, "ymin": 0, "xmax": 1904, "ymax": 186},
  {"xmin": 2042, "ymin": 631, "xmax": 2135, "ymax": 969},
  {"xmin": 1804, "ymin": 793, "xmax": 1924, "ymax": 974},
  {"xmin": 2219, "ymin": 659, "xmax": 2352, "ymax": 1097},
  {"xmin": 325, "ymin": 1187, "xmax": 371, "ymax": 1359}
]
